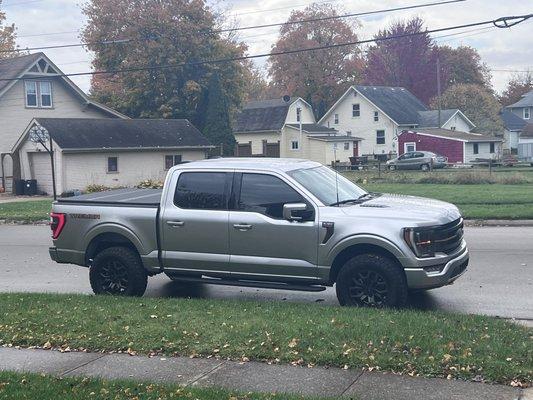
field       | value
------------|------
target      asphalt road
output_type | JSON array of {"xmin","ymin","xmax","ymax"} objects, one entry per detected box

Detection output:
[{"xmin": 0, "ymin": 225, "xmax": 532, "ymax": 321}]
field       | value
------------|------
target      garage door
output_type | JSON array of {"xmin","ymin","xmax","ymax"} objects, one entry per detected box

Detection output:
[{"xmin": 29, "ymin": 152, "xmax": 53, "ymax": 195}]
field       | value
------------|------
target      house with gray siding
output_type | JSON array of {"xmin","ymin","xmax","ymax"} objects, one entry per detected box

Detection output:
[{"xmin": 506, "ymin": 90, "xmax": 533, "ymax": 122}]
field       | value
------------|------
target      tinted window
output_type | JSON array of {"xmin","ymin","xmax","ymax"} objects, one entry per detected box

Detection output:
[
  {"xmin": 174, "ymin": 172, "xmax": 228, "ymax": 210},
  {"xmin": 238, "ymin": 174, "xmax": 306, "ymax": 219},
  {"xmin": 413, "ymin": 152, "xmax": 425, "ymax": 158}
]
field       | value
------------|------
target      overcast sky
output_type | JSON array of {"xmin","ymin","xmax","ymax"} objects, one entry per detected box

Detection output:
[{"xmin": 3, "ymin": 0, "xmax": 532, "ymax": 96}]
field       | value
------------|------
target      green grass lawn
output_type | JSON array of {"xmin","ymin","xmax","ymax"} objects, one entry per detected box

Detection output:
[
  {"xmin": 0, "ymin": 293, "xmax": 530, "ymax": 385},
  {"xmin": 1, "ymin": 181, "xmax": 533, "ymax": 221},
  {"xmin": 0, "ymin": 371, "xmax": 326, "ymax": 400},
  {"xmin": 362, "ymin": 183, "xmax": 533, "ymax": 219},
  {"xmin": 0, "ymin": 200, "xmax": 51, "ymax": 222}
]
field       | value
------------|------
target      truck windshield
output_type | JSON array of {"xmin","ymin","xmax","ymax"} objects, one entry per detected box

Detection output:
[{"xmin": 288, "ymin": 166, "xmax": 367, "ymax": 206}]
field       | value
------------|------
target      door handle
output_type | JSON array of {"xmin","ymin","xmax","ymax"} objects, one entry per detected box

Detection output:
[
  {"xmin": 233, "ymin": 223, "xmax": 252, "ymax": 231},
  {"xmin": 167, "ymin": 220, "xmax": 185, "ymax": 227}
]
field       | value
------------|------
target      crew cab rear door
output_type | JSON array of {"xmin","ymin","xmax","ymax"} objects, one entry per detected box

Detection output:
[
  {"xmin": 228, "ymin": 172, "xmax": 319, "ymax": 280},
  {"xmin": 160, "ymin": 169, "xmax": 233, "ymax": 273}
]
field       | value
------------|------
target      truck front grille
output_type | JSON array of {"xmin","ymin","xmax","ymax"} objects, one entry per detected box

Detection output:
[{"xmin": 433, "ymin": 218, "xmax": 464, "ymax": 254}]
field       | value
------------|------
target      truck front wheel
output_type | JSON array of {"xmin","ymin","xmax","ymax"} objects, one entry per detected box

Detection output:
[
  {"xmin": 90, "ymin": 246, "xmax": 147, "ymax": 296},
  {"xmin": 335, "ymin": 254, "xmax": 408, "ymax": 307}
]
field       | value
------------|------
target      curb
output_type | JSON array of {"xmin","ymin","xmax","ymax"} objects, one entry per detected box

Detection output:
[
  {"xmin": 0, "ymin": 219, "xmax": 49, "ymax": 225},
  {"xmin": 464, "ymin": 220, "xmax": 533, "ymax": 227}
]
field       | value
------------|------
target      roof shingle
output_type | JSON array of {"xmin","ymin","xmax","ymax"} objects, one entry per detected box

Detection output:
[
  {"xmin": 0, "ymin": 52, "xmax": 43, "ymax": 94},
  {"xmin": 500, "ymin": 109, "xmax": 527, "ymax": 131},
  {"xmin": 355, "ymin": 85, "xmax": 428, "ymax": 125},
  {"xmin": 412, "ymin": 128, "xmax": 502, "ymax": 142},
  {"xmin": 232, "ymin": 97, "xmax": 297, "ymax": 133},
  {"xmin": 33, "ymin": 118, "xmax": 212, "ymax": 150}
]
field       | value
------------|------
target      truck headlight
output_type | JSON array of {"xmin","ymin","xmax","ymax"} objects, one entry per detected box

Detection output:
[{"xmin": 403, "ymin": 227, "xmax": 435, "ymax": 258}]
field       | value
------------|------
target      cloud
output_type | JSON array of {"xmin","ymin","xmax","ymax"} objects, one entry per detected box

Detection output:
[{"xmin": 4, "ymin": 0, "xmax": 532, "ymax": 94}]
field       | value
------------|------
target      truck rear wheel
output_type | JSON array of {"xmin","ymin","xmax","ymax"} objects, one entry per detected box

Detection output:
[
  {"xmin": 89, "ymin": 246, "xmax": 147, "ymax": 296},
  {"xmin": 335, "ymin": 253, "xmax": 407, "ymax": 308}
]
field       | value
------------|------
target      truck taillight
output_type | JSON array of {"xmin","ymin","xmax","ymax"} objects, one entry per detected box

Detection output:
[{"xmin": 50, "ymin": 213, "xmax": 66, "ymax": 239}]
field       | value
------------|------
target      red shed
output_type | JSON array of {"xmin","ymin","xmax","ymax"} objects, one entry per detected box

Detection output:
[{"xmin": 398, "ymin": 128, "xmax": 503, "ymax": 164}]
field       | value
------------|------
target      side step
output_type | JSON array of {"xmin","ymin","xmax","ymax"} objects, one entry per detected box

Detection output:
[{"xmin": 168, "ymin": 275, "xmax": 327, "ymax": 292}]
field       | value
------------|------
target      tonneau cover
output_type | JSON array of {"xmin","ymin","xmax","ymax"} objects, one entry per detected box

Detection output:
[{"xmin": 57, "ymin": 188, "xmax": 162, "ymax": 206}]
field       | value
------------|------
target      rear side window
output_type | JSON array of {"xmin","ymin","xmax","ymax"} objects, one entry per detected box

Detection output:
[
  {"xmin": 238, "ymin": 173, "xmax": 306, "ymax": 219},
  {"xmin": 174, "ymin": 172, "xmax": 229, "ymax": 210}
]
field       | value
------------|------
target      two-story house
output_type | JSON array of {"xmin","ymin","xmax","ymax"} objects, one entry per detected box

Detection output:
[
  {"xmin": 0, "ymin": 53, "xmax": 213, "ymax": 195},
  {"xmin": 0, "ymin": 52, "xmax": 124, "ymax": 192},
  {"xmin": 233, "ymin": 96, "xmax": 362, "ymax": 165},
  {"xmin": 506, "ymin": 90, "xmax": 533, "ymax": 123},
  {"xmin": 318, "ymin": 85, "xmax": 475, "ymax": 157}
]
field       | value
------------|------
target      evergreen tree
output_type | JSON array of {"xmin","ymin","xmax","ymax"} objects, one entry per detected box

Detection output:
[{"xmin": 202, "ymin": 73, "xmax": 235, "ymax": 156}]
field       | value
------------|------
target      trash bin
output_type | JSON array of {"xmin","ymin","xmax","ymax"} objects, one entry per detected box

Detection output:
[
  {"xmin": 14, "ymin": 179, "xmax": 25, "ymax": 195},
  {"xmin": 23, "ymin": 179, "xmax": 37, "ymax": 196}
]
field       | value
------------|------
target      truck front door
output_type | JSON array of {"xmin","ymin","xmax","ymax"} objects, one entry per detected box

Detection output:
[
  {"xmin": 228, "ymin": 172, "xmax": 319, "ymax": 280},
  {"xmin": 161, "ymin": 170, "xmax": 232, "ymax": 273}
]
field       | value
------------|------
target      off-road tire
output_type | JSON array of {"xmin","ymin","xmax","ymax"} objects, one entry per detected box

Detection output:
[
  {"xmin": 335, "ymin": 253, "xmax": 408, "ymax": 308},
  {"xmin": 90, "ymin": 246, "xmax": 147, "ymax": 296}
]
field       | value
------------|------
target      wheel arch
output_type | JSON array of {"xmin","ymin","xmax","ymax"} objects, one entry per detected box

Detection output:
[
  {"xmin": 328, "ymin": 239, "xmax": 406, "ymax": 284},
  {"xmin": 85, "ymin": 232, "xmax": 139, "ymax": 266}
]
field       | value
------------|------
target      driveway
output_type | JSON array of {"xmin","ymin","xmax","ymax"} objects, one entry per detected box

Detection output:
[{"xmin": 0, "ymin": 225, "xmax": 531, "ymax": 322}]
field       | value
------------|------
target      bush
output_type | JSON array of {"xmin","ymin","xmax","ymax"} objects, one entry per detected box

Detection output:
[
  {"xmin": 85, "ymin": 184, "xmax": 110, "ymax": 193},
  {"xmin": 137, "ymin": 179, "xmax": 164, "ymax": 189}
]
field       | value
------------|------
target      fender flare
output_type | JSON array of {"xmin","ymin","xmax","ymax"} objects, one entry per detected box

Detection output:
[
  {"xmin": 83, "ymin": 222, "xmax": 146, "ymax": 256},
  {"xmin": 326, "ymin": 234, "xmax": 407, "ymax": 267}
]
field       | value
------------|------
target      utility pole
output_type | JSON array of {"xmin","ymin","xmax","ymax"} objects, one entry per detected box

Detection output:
[{"xmin": 437, "ymin": 55, "xmax": 442, "ymax": 128}]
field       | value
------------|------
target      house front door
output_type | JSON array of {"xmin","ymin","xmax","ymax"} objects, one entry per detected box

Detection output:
[{"xmin": 353, "ymin": 141, "xmax": 359, "ymax": 157}]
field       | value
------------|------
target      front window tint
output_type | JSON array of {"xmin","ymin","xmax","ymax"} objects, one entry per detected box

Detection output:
[
  {"xmin": 288, "ymin": 166, "xmax": 366, "ymax": 206},
  {"xmin": 238, "ymin": 173, "xmax": 305, "ymax": 219},
  {"xmin": 174, "ymin": 172, "xmax": 228, "ymax": 210}
]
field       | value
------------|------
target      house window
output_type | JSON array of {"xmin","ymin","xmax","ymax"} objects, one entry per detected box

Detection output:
[
  {"xmin": 107, "ymin": 157, "xmax": 118, "ymax": 173},
  {"xmin": 334, "ymin": 114, "xmax": 339, "ymax": 124},
  {"xmin": 296, "ymin": 107, "xmax": 302, "ymax": 122},
  {"xmin": 24, "ymin": 80, "xmax": 53, "ymax": 108},
  {"xmin": 524, "ymin": 107, "xmax": 531, "ymax": 120},
  {"xmin": 374, "ymin": 111, "xmax": 379, "ymax": 122},
  {"xmin": 344, "ymin": 142, "xmax": 350, "ymax": 150},
  {"xmin": 291, "ymin": 140, "xmax": 299, "ymax": 150},
  {"xmin": 165, "ymin": 155, "xmax": 183, "ymax": 170},
  {"xmin": 473, "ymin": 143, "xmax": 479, "ymax": 155},
  {"xmin": 40, "ymin": 82, "xmax": 52, "ymax": 107},
  {"xmin": 376, "ymin": 130, "xmax": 385, "ymax": 145},
  {"xmin": 490, "ymin": 142, "xmax": 495, "ymax": 153},
  {"xmin": 404, "ymin": 142, "xmax": 416, "ymax": 153},
  {"xmin": 25, "ymin": 81, "xmax": 38, "ymax": 107},
  {"xmin": 352, "ymin": 104, "xmax": 360, "ymax": 117}
]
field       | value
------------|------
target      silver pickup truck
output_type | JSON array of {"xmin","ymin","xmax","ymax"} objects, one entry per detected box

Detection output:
[{"xmin": 49, "ymin": 158, "xmax": 468, "ymax": 307}]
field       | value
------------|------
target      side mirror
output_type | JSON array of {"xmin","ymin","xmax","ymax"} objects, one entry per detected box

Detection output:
[{"xmin": 283, "ymin": 203, "xmax": 308, "ymax": 221}]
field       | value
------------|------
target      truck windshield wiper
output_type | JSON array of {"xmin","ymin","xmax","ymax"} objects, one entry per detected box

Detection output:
[{"xmin": 329, "ymin": 193, "xmax": 372, "ymax": 206}]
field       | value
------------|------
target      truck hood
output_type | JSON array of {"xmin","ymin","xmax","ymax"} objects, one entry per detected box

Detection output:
[{"xmin": 340, "ymin": 193, "xmax": 462, "ymax": 226}]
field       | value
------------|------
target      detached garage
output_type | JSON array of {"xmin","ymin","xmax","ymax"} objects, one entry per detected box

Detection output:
[
  {"xmin": 14, "ymin": 118, "xmax": 214, "ymax": 195},
  {"xmin": 398, "ymin": 128, "xmax": 503, "ymax": 164}
]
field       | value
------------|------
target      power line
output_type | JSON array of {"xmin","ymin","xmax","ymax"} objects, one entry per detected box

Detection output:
[
  {"xmin": 231, "ymin": 0, "xmax": 339, "ymax": 16},
  {"xmin": 2, "ymin": 0, "xmax": 466, "ymax": 54},
  {"xmin": 213, "ymin": 0, "xmax": 466, "ymax": 34},
  {"xmin": 1, "ymin": 13, "xmax": 531, "ymax": 83},
  {"xmin": 1, "ymin": 0, "xmax": 44, "ymax": 7}
]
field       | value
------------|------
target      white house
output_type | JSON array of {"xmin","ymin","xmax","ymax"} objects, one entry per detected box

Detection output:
[
  {"xmin": 500, "ymin": 109, "xmax": 527, "ymax": 153},
  {"xmin": 14, "ymin": 118, "xmax": 214, "ymax": 195},
  {"xmin": 233, "ymin": 96, "xmax": 362, "ymax": 165},
  {"xmin": 318, "ymin": 85, "xmax": 475, "ymax": 157},
  {"xmin": 0, "ymin": 52, "xmax": 125, "ymax": 192}
]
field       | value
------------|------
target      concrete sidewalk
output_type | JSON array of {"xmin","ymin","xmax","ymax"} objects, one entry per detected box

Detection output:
[{"xmin": 0, "ymin": 347, "xmax": 525, "ymax": 400}]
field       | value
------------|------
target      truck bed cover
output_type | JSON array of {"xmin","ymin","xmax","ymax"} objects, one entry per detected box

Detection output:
[{"xmin": 56, "ymin": 188, "xmax": 162, "ymax": 206}]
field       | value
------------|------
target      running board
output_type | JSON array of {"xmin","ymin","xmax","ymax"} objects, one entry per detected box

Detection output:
[{"xmin": 168, "ymin": 275, "xmax": 327, "ymax": 292}]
